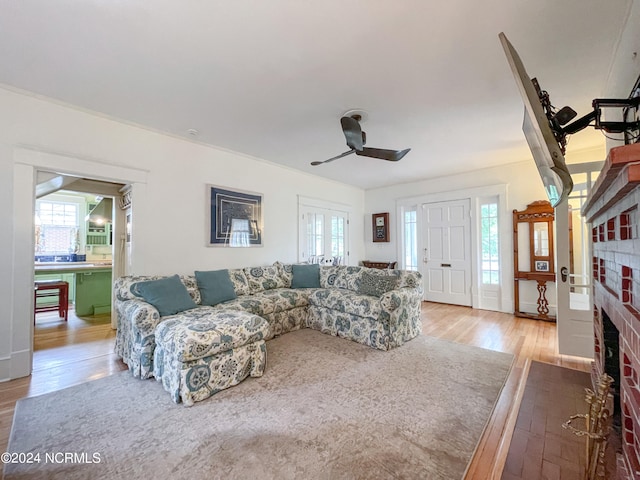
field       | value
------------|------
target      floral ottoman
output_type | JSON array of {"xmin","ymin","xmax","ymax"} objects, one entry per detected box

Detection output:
[{"xmin": 153, "ymin": 310, "xmax": 269, "ymax": 405}]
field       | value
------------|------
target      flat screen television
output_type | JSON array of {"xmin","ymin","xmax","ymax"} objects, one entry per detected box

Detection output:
[{"xmin": 499, "ymin": 32, "xmax": 573, "ymax": 207}]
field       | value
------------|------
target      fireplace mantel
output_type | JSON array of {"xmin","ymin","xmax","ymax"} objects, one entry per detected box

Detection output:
[{"xmin": 583, "ymin": 143, "xmax": 640, "ymax": 479}]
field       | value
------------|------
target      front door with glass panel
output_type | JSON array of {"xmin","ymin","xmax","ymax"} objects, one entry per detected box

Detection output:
[
  {"xmin": 299, "ymin": 207, "xmax": 348, "ymax": 265},
  {"xmin": 422, "ymin": 199, "xmax": 472, "ymax": 306}
]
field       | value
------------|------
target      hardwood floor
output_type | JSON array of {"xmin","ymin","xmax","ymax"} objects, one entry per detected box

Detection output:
[
  {"xmin": 0, "ymin": 302, "xmax": 591, "ymax": 478},
  {"xmin": 0, "ymin": 310, "xmax": 126, "ymax": 455}
]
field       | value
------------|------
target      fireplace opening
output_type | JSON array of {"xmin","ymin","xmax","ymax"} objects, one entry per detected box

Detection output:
[{"xmin": 602, "ymin": 309, "xmax": 621, "ymax": 431}]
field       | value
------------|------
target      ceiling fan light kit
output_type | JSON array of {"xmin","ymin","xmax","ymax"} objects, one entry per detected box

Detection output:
[{"xmin": 312, "ymin": 112, "xmax": 411, "ymax": 166}]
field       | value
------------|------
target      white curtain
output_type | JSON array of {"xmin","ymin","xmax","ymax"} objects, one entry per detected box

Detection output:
[{"xmin": 229, "ymin": 218, "xmax": 250, "ymax": 247}]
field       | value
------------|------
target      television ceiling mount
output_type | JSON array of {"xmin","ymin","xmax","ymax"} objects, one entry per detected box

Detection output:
[
  {"xmin": 500, "ymin": 31, "xmax": 640, "ymax": 208},
  {"xmin": 535, "ymin": 78, "xmax": 640, "ymax": 154}
]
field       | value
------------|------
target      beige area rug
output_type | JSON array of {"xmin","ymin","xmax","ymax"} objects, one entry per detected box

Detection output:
[{"xmin": 5, "ymin": 329, "xmax": 513, "ymax": 480}]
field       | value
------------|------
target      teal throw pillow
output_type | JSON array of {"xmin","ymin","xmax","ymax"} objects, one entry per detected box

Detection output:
[
  {"xmin": 357, "ymin": 271, "xmax": 398, "ymax": 297},
  {"xmin": 195, "ymin": 269, "xmax": 237, "ymax": 306},
  {"xmin": 134, "ymin": 275, "xmax": 197, "ymax": 316},
  {"xmin": 291, "ymin": 264, "xmax": 321, "ymax": 288}
]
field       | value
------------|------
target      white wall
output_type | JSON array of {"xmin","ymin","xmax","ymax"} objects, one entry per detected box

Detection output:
[
  {"xmin": 364, "ymin": 160, "xmax": 548, "ymax": 260},
  {"xmin": 604, "ymin": 0, "xmax": 640, "ymax": 151},
  {"xmin": 604, "ymin": 0, "xmax": 640, "ymax": 99},
  {"xmin": 0, "ymin": 87, "xmax": 365, "ymax": 381}
]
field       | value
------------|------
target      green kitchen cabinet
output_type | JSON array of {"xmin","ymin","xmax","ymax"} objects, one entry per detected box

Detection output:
[
  {"xmin": 86, "ymin": 222, "xmax": 111, "ymax": 246},
  {"xmin": 75, "ymin": 271, "xmax": 112, "ymax": 315}
]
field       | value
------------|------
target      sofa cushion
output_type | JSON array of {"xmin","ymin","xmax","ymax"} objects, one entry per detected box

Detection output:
[
  {"xmin": 134, "ymin": 275, "xmax": 198, "ymax": 316},
  {"xmin": 218, "ymin": 288, "xmax": 311, "ymax": 316},
  {"xmin": 228, "ymin": 268, "xmax": 251, "ymax": 296},
  {"xmin": 291, "ymin": 264, "xmax": 321, "ymax": 288},
  {"xmin": 273, "ymin": 261, "xmax": 293, "ymax": 287},
  {"xmin": 115, "ymin": 275, "xmax": 164, "ymax": 301},
  {"xmin": 179, "ymin": 275, "xmax": 202, "ymax": 304},
  {"xmin": 258, "ymin": 289, "xmax": 311, "ymax": 312},
  {"xmin": 244, "ymin": 265, "xmax": 288, "ymax": 293},
  {"xmin": 195, "ymin": 269, "xmax": 237, "ymax": 306},
  {"xmin": 308, "ymin": 289, "xmax": 382, "ymax": 319},
  {"xmin": 357, "ymin": 271, "xmax": 398, "ymax": 297},
  {"xmin": 155, "ymin": 310, "xmax": 269, "ymax": 362},
  {"xmin": 319, "ymin": 266, "xmax": 340, "ymax": 288}
]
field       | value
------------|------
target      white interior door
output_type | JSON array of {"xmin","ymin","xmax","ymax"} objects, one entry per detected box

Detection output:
[
  {"xmin": 422, "ymin": 199, "xmax": 472, "ymax": 306},
  {"xmin": 555, "ymin": 165, "xmax": 601, "ymax": 358}
]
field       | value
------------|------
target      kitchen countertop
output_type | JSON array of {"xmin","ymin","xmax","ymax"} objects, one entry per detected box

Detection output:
[{"xmin": 35, "ymin": 262, "xmax": 113, "ymax": 273}]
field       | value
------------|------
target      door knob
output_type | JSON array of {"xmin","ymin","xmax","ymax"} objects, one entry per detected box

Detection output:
[{"xmin": 560, "ymin": 267, "xmax": 569, "ymax": 283}]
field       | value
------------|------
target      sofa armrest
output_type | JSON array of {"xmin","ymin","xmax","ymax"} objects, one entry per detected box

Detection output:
[
  {"xmin": 379, "ymin": 287, "xmax": 423, "ymax": 348},
  {"xmin": 114, "ymin": 298, "xmax": 163, "ymax": 378},
  {"xmin": 379, "ymin": 287, "xmax": 421, "ymax": 314},
  {"xmin": 116, "ymin": 298, "xmax": 162, "ymax": 339}
]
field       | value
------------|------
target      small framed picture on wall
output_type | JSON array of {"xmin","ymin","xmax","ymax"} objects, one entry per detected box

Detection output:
[
  {"xmin": 372, "ymin": 212, "xmax": 389, "ymax": 242},
  {"xmin": 535, "ymin": 260, "xmax": 549, "ymax": 272}
]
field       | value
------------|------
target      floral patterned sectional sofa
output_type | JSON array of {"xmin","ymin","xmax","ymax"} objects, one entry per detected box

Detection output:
[{"xmin": 114, "ymin": 263, "xmax": 423, "ymax": 403}]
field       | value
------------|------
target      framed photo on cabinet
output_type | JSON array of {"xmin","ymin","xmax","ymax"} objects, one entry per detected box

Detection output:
[
  {"xmin": 535, "ymin": 260, "xmax": 549, "ymax": 272},
  {"xmin": 372, "ymin": 212, "xmax": 389, "ymax": 242}
]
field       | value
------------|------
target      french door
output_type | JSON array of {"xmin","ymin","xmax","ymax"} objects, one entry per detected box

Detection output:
[
  {"xmin": 422, "ymin": 199, "xmax": 472, "ymax": 306},
  {"xmin": 299, "ymin": 206, "xmax": 348, "ymax": 265}
]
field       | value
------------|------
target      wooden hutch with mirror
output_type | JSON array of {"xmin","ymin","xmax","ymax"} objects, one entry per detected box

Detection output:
[{"xmin": 513, "ymin": 200, "xmax": 556, "ymax": 321}]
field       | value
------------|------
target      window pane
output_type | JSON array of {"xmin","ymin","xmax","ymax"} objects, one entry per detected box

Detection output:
[
  {"xmin": 307, "ymin": 213, "xmax": 324, "ymax": 257},
  {"xmin": 331, "ymin": 216, "xmax": 345, "ymax": 258},
  {"xmin": 404, "ymin": 209, "xmax": 418, "ymax": 271},
  {"xmin": 480, "ymin": 201, "xmax": 500, "ymax": 285},
  {"xmin": 35, "ymin": 201, "xmax": 79, "ymax": 254}
]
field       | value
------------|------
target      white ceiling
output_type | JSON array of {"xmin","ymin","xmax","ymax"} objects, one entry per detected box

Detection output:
[{"xmin": 0, "ymin": 0, "xmax": 634, "ymax": 189}]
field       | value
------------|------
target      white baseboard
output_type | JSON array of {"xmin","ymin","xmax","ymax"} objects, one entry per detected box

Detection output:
[{"xmin": 0, "ymin": 349, "xmax": 32, "ymax": 382}]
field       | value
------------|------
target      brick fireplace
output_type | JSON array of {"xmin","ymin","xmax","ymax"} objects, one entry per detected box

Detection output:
[{"xmin": 583, "ymin": 143, "xmax": 640, "ymax": 479}]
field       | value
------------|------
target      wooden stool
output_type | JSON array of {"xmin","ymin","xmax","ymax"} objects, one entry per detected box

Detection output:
[{"xmin": 34, "ymin": 279, "xmax": 69, "ymax": 323}]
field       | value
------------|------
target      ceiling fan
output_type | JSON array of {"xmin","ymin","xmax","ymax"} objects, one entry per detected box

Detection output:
[{"xmin": 311, "ymin": 114, "xmax": 411, "ymax": 166}]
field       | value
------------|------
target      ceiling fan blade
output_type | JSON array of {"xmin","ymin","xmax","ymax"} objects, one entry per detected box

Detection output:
[
  {"xmin": 340, "ymin": 116, "xmax": 364, "ymax": 151},
  {"xmin": 310, "ymin": 149, "xmax": 356, "ymax": 166},
  {"xmin": 356, "ymin": 147, "xmax": 411, "ymax": 162}
]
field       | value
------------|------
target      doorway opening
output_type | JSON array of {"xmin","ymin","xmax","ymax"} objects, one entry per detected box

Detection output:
[
  {"xmin": 9, "ymin": 148, "xmax": 147, "ymax": 381},
  {"xmin": 33, "ymin": 172, "xmax": 126, "ymax": 371}
]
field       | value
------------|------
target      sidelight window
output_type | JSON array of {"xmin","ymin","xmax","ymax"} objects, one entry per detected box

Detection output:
[
  {"xmin": 480, "ymin": 202, "xmax": 500, "ymax": 285},
  {"xmin": 404, "ymin": 209, "xmax": 418, "ymax": 271}
]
